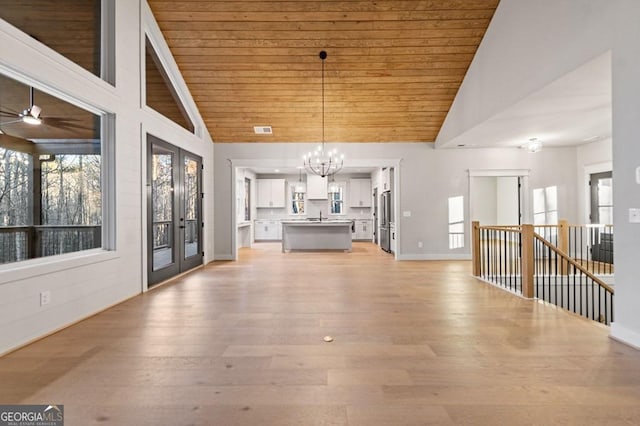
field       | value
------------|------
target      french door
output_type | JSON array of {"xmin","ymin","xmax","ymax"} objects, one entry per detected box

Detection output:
[
  {"xmin": 147, "ymin": 135, "xmax": 203, "ymax": 286},
  {"xmin": 590, "ymin": 171, "xmax": 613, "ymax": 224}
]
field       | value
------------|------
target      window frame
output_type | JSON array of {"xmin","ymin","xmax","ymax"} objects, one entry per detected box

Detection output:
[
  {"xmin": 328, "ymin": 181, "xmax": 346, "ymax": 215},
  {"xmin": 289, "ymin": 184, "xmax": 306, "ymax": 216},
  {"xmin": 533, "ymin": 186, "xmax": 558, "ymax": 226},
  {"xmin": 448, "ymin": 196, "xmax": 465, "ymax": 250},
  {"xmin": 0, "ymin": 69, "xmax": 116, "ymax": 276}
]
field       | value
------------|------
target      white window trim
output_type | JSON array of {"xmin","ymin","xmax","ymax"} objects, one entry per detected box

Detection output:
[
  {"xmin": 328, "ymin": 181, "xmax": 347, "ymax": 215},
  {"xmin": 533, "ymin": 186, "xmax": 558, "ymax": 226},
  {"xmin": 141, "ymin": 2, "xmax": 202, "ymax": 137},
  {"xmin": 448, "ymin": 196, "xmax": 465, "ymax": 250},
  {"xmin": 289, "ymin": 184, "xmax": 306, "ymax": 216}
]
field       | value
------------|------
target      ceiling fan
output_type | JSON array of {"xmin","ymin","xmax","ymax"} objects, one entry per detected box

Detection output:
[
  {"xmin": 0, "ymin": 86, "xmax": 43, "ymax": 126},
  {"xmin": 0, "ymin": 86, "xmax": 94, "ymax": 133}
]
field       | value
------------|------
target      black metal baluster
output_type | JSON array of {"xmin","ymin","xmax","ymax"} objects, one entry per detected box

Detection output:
[
  {"xmin": 591, "ymin": 274, "xmax": 597, "ymax": 321},
  {"xmin": 499, "ymin": 230, "xmax": 503, "ymax": 288}
]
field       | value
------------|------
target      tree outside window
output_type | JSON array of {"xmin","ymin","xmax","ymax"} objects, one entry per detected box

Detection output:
[{"xmin": 328, "ymin": 182, "xmax": 345, "ymax": 215}]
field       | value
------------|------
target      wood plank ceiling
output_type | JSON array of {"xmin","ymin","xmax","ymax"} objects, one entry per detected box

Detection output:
[{"xmin": 148, "ymin": 0, "xmax": 499, "ymax": 143}]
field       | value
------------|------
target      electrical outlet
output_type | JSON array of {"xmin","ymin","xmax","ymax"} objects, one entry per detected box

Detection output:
[
  {"xmin": 40, "ymin": 291, "xmax": 51, "ymax": 306},
  {"xmin": 418, "ymin": 241, "xmax": 423, "ymax": 248}
]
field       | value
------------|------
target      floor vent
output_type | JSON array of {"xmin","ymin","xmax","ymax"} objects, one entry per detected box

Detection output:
[{"xmin": 253, "ymin": 126, "xmax": 273, "ymax": 135}]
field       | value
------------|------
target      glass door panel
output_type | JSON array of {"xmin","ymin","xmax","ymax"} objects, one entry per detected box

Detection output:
[
  {"xmin": 182, "ymin": 154, "xmax": 202, "ymax": 266},
  {"xmin": 590, "ymin": 172, "xmax": 613, "ymax": 224},
  {"xmin": 151, "ymin": 146, "xmax": 176, "ymax": 272}
]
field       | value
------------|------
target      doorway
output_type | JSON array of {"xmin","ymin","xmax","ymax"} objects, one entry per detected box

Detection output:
[
  {"xmin": 470, "ymin": 175, "xmax": 523, "ymax": 226},
  {"xmin": 147, "ymin": 135, "xmax": 203, "ymax": 286}
]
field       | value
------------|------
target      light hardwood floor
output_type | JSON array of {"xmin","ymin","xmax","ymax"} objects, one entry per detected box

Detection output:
[{"xmin": 1, "ymin": 242, "xmax": 640, "ymax": 425}]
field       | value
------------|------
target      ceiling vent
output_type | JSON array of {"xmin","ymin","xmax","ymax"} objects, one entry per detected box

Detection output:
[{"xmin": 253, "ymin": 126, "xmax": 272, "ymax": 135}]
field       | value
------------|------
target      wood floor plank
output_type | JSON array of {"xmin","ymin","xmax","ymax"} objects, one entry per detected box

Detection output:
[{"xmin": 1, "ymin": 242, "xmax": 640, "ymax": 425}]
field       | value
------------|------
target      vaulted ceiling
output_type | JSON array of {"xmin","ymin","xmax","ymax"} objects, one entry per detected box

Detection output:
[{"xmin": 147, "ymin": 0, "xmax": 500, "ymax": 143}]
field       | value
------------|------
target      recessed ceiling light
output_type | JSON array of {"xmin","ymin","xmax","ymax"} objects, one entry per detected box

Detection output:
[{"xmin": 274, "ymin": 169, "xmax": 280, "ymax": 173}]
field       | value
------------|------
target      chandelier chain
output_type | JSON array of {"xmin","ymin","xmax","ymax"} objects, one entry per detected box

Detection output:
[{"xmin": 302, "ymin": 50, "xmax": 344, "ymax": 178}]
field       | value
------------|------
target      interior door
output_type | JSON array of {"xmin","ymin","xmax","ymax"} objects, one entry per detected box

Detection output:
[
  {"xmin": 590, "ymin": 171, "xmax": 613, "ymax": 224},
  {"xmin": 147, "ymin": 135, "xmax": 203, "ymax": 286}
]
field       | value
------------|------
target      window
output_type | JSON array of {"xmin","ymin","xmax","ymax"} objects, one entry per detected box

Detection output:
[
  {"xmin": 290, "ymin": 184, "xmax": 305, "ymax": 215},
  {"xmin": 328, "ymin": 181, "xmax": 345, "ymax": 215},
  {"xmin": 0, "ymin": 73, "xmax": 104, "ymax": 265},
  {"xmin": 533, "ymin": 186, "xmax": 558, "ymax": 225},
  {"xmin": 244, "ymin": 178, "xmax": 251, "ymax": 221},
  {"xmin": 448, "ymin": 196, "xmax": 464, "ymax": 249},
  {"xmin": 145, "ymin": 37, "xmax": 194, "ymax": 133},
  {"xmin": 0, "ymin": 0, "xmax": 115, "ymax": 84}
]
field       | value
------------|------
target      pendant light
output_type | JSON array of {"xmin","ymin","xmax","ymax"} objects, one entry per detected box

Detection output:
[{"xmin": 303, "ymin": 51, "xmax": 344, "ymax": 178}]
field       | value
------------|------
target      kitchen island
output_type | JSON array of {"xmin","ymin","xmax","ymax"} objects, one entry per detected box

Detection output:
[{"xmin": 281, "ymin": 220, "xmax": 353, "ymax": 252}]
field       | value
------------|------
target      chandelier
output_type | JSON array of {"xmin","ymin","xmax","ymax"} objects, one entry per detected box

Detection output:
[{"xmin": 303, "ymin": 51, "xmax": 344, "ymax": 178}]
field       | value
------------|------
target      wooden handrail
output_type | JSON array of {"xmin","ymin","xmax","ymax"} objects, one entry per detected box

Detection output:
[
  {"xmin": 480, "ymin": 225, "xmax": 521, "ymax": 232},
  {"xmin": 534, "ymin": 232, "xmax": 614, "ymax": 294}
]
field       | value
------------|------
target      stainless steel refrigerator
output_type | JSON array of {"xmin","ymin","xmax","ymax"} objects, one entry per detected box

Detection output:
[{"xmin": 380, "ymin": 191, "xmax": 391, "ymax": 252}]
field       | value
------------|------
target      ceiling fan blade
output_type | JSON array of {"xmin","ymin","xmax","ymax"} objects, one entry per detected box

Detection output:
[
  {"xmin": 0, "ymin": 109, "xmax": 18, "ymax": 117},
  {"xmin": 0, "ymin": 133, "xmax": 36, "ymax": 154},
  {"xmin": 0, "ymin": 119, "xmax": 23, "ymax": 126},
  {"xmin": 42, "ymin": 117, "xmax": 96, "ymax": 131}
]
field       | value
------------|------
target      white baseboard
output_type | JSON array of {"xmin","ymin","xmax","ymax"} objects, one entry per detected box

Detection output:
[
  {"xmin": 213, "ymin": 254, "xmax": 234, "ymax": 261},
  {"xmin": 396, "ymin": 253, "xmax": 472, "ymax": 261},
  {"xmin": 610, "ymin": 323, "xmax": 640, "ymax": 350}
]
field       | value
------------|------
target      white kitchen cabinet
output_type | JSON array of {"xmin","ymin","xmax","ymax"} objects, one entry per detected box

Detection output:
[
  {"xmin": 354, "ymin": 219, "xmax": 373, "ymax": 240},
  {"xmin": 390, "ymin": 223, "xmax": 396, "ymax": 253},
  {"xmin": 254, "ymin": 219, "xmax": 282, "ymax": 240},
  {"xmin": 257, "ymin": 179, "xmax": 285, "ymax": 208},
  {"xmin": 349, "ymin": 178, "xmax": 371, "ymax": 208},
  {"xmin": 306, "ymin": 174, "xmax": 328, "ymax": 199}
]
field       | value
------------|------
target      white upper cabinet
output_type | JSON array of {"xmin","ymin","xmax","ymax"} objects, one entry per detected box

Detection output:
[
  {"xmin": 349, "ymin": 178, "xmax": 371, "ymax": 207},
  {"xmin": 306, "ymin": 174, "xmax": 328, "ymax": 199},
  {"xmin": 256, "ymin": 178, "xmax": 285, "ymax": 208}
]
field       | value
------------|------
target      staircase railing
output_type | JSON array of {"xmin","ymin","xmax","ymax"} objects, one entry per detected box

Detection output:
[
  {"xmin": 535, "ymin": 221, "xmax": 613, "ymax": 275},
  {"xmin": 472, "ymin": 221, "xmax": 614, "ymax": 325},
  {"xmin": 533, "ymin": 232, "xmax": 614, "ymax": 324}
]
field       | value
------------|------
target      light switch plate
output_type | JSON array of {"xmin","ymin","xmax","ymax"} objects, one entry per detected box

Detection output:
[
  {"xmin": 403, "ymin": 211, "xmax": 411, "ymax": 217},
  {"xmin": 629, "ymin": 208, "xmax": 640, "ymax": 223}
]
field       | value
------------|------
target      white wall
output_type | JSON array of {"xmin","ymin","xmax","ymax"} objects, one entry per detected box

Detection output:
[
  {"xmin": 0, "ymin": 0, "xmax": 214, "ymax": 354},
  {"xmin": 215, "ymin": 143, "xmax": 579, "ymax": 260},
  {"xmin": 436, "ymin": 0, "xmax": 640, "ymax": 347}
]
